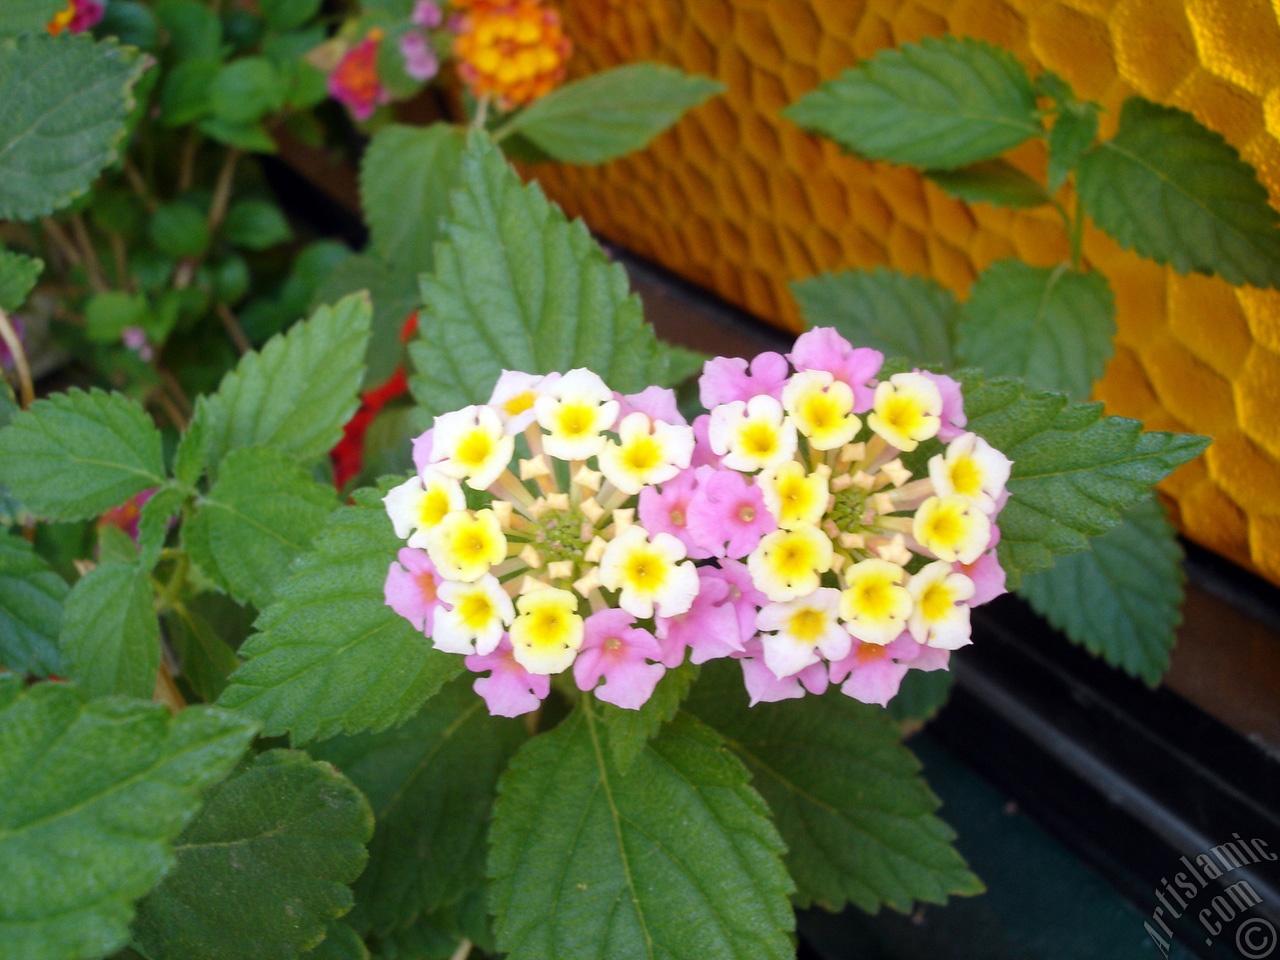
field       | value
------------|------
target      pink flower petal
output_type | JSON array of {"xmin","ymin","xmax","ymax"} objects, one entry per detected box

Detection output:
[
  {"xmin": 788, "ymin": 328, "xmax": 883, "ymax": 412},
  {"xmin": 466, "ymin": 636, "xmax": 550, "ymax": 717},
  {"xmin": 698, "ymin": 352, "xmax": 789, "ymax": 408}
]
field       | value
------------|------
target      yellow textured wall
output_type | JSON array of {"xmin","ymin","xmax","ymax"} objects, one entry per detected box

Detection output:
[{"xmin": 530, "ymin": 0, "xmax": 1280, "ymax": 584}]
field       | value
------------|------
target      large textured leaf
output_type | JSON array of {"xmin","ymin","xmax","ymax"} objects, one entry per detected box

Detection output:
[
  {"xmin": 311, "ymin": 676, "xmax": 526, "ymax": 934},
  {"xmin": 0, "ymin": 530, "xmax": 66, "ymax": 676},
  {"xmin": 925, "ymin": 159, "xmax": 1050, "ymax": 209},
  {"xmin": 199, "ymin": 292, "xmax": 371, "ymax": 471},
  {"xmin": 500, "ymin": 64, "xmax": 723, "ymax": 165},
  {"xmin": 361, "ymin": 123, "xmax": 467, "ymax": 269},
  {"xmin": 0, "ymin": 388, "xmax": 165, "ymax": 521},
  {"xmin": 1077, "ymin": 97, "xmax": 1280, "ymax": 288},
  {"xmin": 409, "ymin": 131, "xmax": 702, "ymax": 416},
  {"xmin": 685, "ymin": 661, "xmax": 981, "ymax": 913},
  {"xmin": 958, "ymin": 370, "xmax": 1210, "ymax": 587},
  {"xmin": 219, "ymin": 486, "xmax": 461, "ymax": 744},
  {"xmin": 791, "ymin": 267, "xmax": 958, "ymax": 368},
  {"xmin": 1019, "ymin": 497, "xmax": 1184, "ymax": 685},
  {"xmin": 598, "ymin": 660, "xmax": 698, "ymax": 774},
  {"xmin": 60, "ymin": 560, "xmax": 160, "ymax": 700},
  {"xmin": 304, "ymin": 924, "xmax": 369, "ymax": 960},
  {"xmin": 184, "ymin": 446, "xmax": 338, "ymax": 609},
  {"xmin": 0, "ymin": 682, "xmax": 257, "ymax": 960},
  {"xmin": 957, "ymin": 260, "xmax": 1115, "ymax": 399},
  {"xmin": 0, "ymin": 34, "xmax": 146, "ymax": 219},
  {"xmin": 132, "ymin": 750, "xmax": 374, "ymax": 960},
  {"xmin": 784, "ymin": 36, "xmax": 1040, "ymax": 171},
  {"xmin": 488, "ymin": 705, "xmax": 795, "ymax": 960},
  {"xmin": 0, "ymin": 0, "xmax": 64, "ymax": 36}
]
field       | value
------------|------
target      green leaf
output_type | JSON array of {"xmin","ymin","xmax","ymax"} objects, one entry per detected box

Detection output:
[
  {"xmin": 499, "ymin": 63, "xmax": 723, "ymax": 165},
  {"xmin": 311, "ymin": 675, "xmax": 526, "ymax": 934},
  {"xmin": 0, "ymin": 388, "xmax": 166, "ymax": 521},
  {"xmin": 184, "ymin": 446, "xmax": 338, "ymax": 608},
  {"xmin": 85, "ymin": 290, "xmax": 151, "ymax": 343},
  {"xmin": 0, "ymin": 683, "xmax": 257, "ymax": 960},
  {"xmin": 885, "ymin": 668, "xmax": 955, "ymax": 724},
  {"xmin": 925, "ymin": 158, "xmax": 1050, "ymax": 208},
  {"xmin": 1019, "ymin": 497, "xmax": 1183, "ymax": 685},
  {"xmin": 173, "ymin": 409, "xmax": 208, "ymax": 488},
  {"xmin": 260, "ymin": 0, "xmax": 321, "ymax": 33},
  {"xmin": 150, "ymin": 200, "xmax": 211, "ymax": 258},
  {"xmin": 305, "ymin": 924, "xmax": 370, "ymax": 960},
  {"xmin": 957, "ymin": 260, "xmax": 1115, "ymax": 399},
  {"xmin": 784, "ymin": 36, "xmax": 1040, "ymax": 171},
  {"xmin": 0, "ymin": 34, "xmax": 146, "ymax": 219},
  {"xmin": 97, "ymin": 524, "xmax": 139, "ymax": 565},
  {"xmin": 1046, "ymin": 102, "xmax": 1098, "ymax": 193},
  {"xmin": 361, "ymin": 123, "xmax": 468, "ymax": 269},
  {"xmin": 0, "ymin": 530, "xmax": 66, "ymax": 676},
  {"xmin": 409, "ymin": 131, "xmax": 703, "ymax": 415},
  {"xmin": 685, "ymin": 660, "xmax": 981, "ymax": 913},
  {"xmin": 0, "ymin": 0, "xmax": 64, "ymax": 36},
  {"xmin": 158, "ymin": 57, "xmax": 219, "ymax": 126},
  {"xmin": 137, "ymin": 485, "xmax": 184, "ymax": 569},
  {"xmin": 168, "ymin": 604, "xmax": 240, "ymax": 703},
  {"xmin": 155, "ymin": 0, "xmax": 221, "ymax": 62},
  {"xmin": 0, "ymin": 249, "xmax": 42, "ymax": 312},
  {"xmin": 99, "ymin": 1, "xmax": 160, "ymax": 52},
  {"xmin": 219, "ymin": 486, "xmax": 461, "ymax": 744},
  {"xmin": 957, "ymin": 369, "xmax": 1210, "ymax": 587},
  {"xmin": 132, "ymin": 749, "xmax": 372, "ymax": 960},
  {"xmin": 200, "ymin": 292, "xmax": 372, "ymax": 471},
  {"xmin": 791, "ymin": 267, "xmax": 958, "ymax": 368},
  {"xmin": 1077, "ymin": 97, "xmax": 1280, "ymax": 288},
  {"xmin": 488, "ymin": 705, "xmax": 795, "ymax": 960},
  {"xmin": 370, "ymin": 915, "xmax": 462, "ymax": 960},
  {"xmin": 313, "ymin": 252, "xmax": 421, "ymax": 390},
  {"xmin": 210, "ymin": 56, "xmax": 286, "ymax": 124},
  {"xmin": 224, "ymin": 198, "xmax": 292, "ymax": 250},
  {"xmin": 597, "ymin": 660, "xmax": 698, "ymax": 774},
  {"xmin": 198, "ymin": 115, "xmax": 277, "ymax": 153},
  {"xmin": 60, "ymin": 560, "xmax": 160, "ymax": 700}
]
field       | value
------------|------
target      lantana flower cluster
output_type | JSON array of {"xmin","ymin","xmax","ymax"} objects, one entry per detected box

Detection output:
[{"xmin": 383, "ymin": 329, "xmax": 1012, "ymax": 718}]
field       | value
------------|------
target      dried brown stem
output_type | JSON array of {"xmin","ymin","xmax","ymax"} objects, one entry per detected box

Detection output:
[{"xmin": 0, "ymin": 308, "xmax": 34, "ymax": 408}]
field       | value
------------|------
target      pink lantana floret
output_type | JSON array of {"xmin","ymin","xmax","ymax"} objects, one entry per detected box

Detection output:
[
  {"xmin": 686, "ymin": 468, "xmax": 776, "ymax": 559},
  {"xmin": 788, "ymin": 327, "xmax": 883, "ymax": 413},
  {"xmin": 698, "ymin": 352, "xmax": 789, "ymax": 408},
  {"xmin": 574, "ymin": 609, "xmax": 666, "ymax": 710},
  {"xmin": 736, "ymin": 638, "xmax": 830, "ymax": 705},
  {"xmin": 827, "ymin": 634, "xmax": 923, "ymax": 707},
  {"xmin": 638, "ymin": 469, "xmax": 710, "ymax": 560},
  {"xmin": 655, "ymin": 574, "xmax": 743, "ymax": 667},
  {"xmin": 614, "ymin": 386, "xmax": 685, "ymax": 425},
  {"xmin": 384, "ymin": 547, "xmax": 443, "ymax": 634},
  {"xmin": 921, "ymin": 371, "xmax": 967, "ymax": 441},
  {"xmin": 466, "ymin": 636, "xmax": 550, "ymax": 718}
]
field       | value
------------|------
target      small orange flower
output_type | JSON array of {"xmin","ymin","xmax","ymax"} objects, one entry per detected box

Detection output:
[
  {"xmin": 452, "ymin": 0, "xmax": 572, "ymax": 110},
  {"xmin": 329, "ymin": 28, "xmax": 389, "ymax": 121},
  {"xmin": 47, "ymin": 0, "xmax": 103, "ymax": 35}
]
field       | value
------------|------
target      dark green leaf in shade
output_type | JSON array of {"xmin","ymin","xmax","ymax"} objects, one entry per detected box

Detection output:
[
  {"xmin": 155, "ymin": 0, "xmax": 221, "ymax": 61},
  {"xmin": 0, "ymin": 0, "xmax": 64, "ymax": 36},
  {"xmin": 312, "ymin": 252, "xmax": 421, "ymax": 390},
  {"xmin": 60, "ymin": 560, "xmax": 160, "ymax": 700},
  {"xmin": 150, "ymin": 200, "xmax": 211, "ymax": 258},
  {"xmin": 925, "ymin": 158, "xmax": 1050, "ymax": 209},
  {"xmin": 137, "ymin": 485, "xmax": 185, "ymax": 570},
  {"xmin": 304, "ymin": 924, "xmax": 370, "ymax": 960},
  {"xmin": 0, "ymin": 529, "xmax": 66, "ymax": 676},
  {"xmin": 168, "ymin": 604, "xmax": 241, "ymax": 703},
  {"xmin": 885, "ymin": 668, "xmax": 955, "ymax": 725},
  {"xmin": 209, "ymin": 56, "xmax": 285, "ymax": 124},
  {"xmin": 0, "ymin": 248, "xmax": 42, "ymax": 312},
  {"xmin": 224, "ymin": 198, "xmax": 292, "ymax": 250}
]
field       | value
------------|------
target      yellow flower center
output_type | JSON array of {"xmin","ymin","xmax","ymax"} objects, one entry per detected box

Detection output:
[
  {"xmin": 741, "ymin": 421, "xmax": 778, "ymax": 458},
  {"xmin": 920, "ymin": 580, "xmax": 954, "ymax": 623},
  {"xmin": 418, "ymin": 487, "xmax": 453, "ymax": 528},
  {"xmin": 504, "ymin": 390, "xmax": 535, "ymax": 416},
  {"xmin": 802, "ymin": 393, "xmax": 838, "ymax": 431},
  {"xmin": 624, "ymin": 547, "xmax": 668, "ymax": 591},
  {"xmin": 948, "ymin": 456, "xmax": 982, "ymax": 497},
  {"xmin": 458, "ymin": 591, "xmax": 495, "ymax": 630},
  {"xmin": 921, "ymin": 504, "xmax": 962, "ymax": 547},
  {"xmin": 788, "ymin": 607, "xmax": 826, "ymax": 643},
  {"xmin": 854, "ymin": 577, "xmax": 895, "ymax": 619},
  {"xmin": 623, "ymin": 435, "xmax": 662, "ymax": 472},
  {"xmin": 882, "ymin": 395, "xmax": 923, "ymax": 434},
  {"xmin": 457, "ymin": 429, "xmax": 494, "ymax": 470},
  {"xmin": 774, "ymin": 537, "xmax": 816, "ymax": 578},
  {"xmin": 557, "ymin": 403, "xmax": 594, "ymax": 438}
]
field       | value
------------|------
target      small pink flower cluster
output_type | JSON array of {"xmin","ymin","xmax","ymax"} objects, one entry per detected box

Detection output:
[{"xmin": 382, "ymin": 328, "xmax": 1012, "ymax": 718}]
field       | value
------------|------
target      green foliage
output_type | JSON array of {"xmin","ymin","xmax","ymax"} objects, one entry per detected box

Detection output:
[
  {"xmin": 488, "ymin": 705, "xmax": 796, "ymax": 960},
  {"xmin": 311, "ymin": 676, "xmax": 526, "ymax": 934},
  {"xmin": 0, "ymin": 388, "xmax": 166, "ymax": 522},
  {"xmin": 150, "ymin": 200, "xmax": 212, "ymax": 258},
  {"xmin": 60, "ymin": 560, "xmax": 160, "ymax": 700},
  {"xmin": 184, "ymin": 445, "xmax": 338, "ymax": 608},
  {"xmin": 85, "ymin": 291, "xmax": 151, "ymax": 344},
  {"xmin": 312, "ymin": 253, "xmax": 421, "ymax": 389},
  {"xmin": 198, "ymin": 292, "xmax": 372, "ymax": 471},
  {"xmin": 0, "ymin": 530, "xmax": 66, "ymax": 676},
  {"xmin": 957, "ymin": 260, "xmax": 1116, "ymax": 399},
  {"xmin": 597, "ymin": 660, "xmax": 698, "ymax": 774},
  {"xmin": 1046, "ymin": 102, "xmax": 1099, "ymax": 193},
  {"xmin": 885, "ymin": 669, "xmax": 956, "ymax": 724},
  {"xmin": 159, "ymin": 58, "xmax": 220, "ymax": 125},
  {"xmin": 260, "ymin": 0, "xmax": 322, "ymax": 33},
  {"xmin": 499, "ymin": 64, "xmax": 723, "ymax": 165},
  {"xmin": 410, "ymin": 132, "xmax": 703, "ymax": 415},
  {"xmin": 305, "ymin": 924, "xmax": 370, "ymax": 960},
  {"xmin": 0, "ymin": 249, "xmax": 42, "ymax": 312},
  {"xmin": 224, "ymin": 198, "xmax": 292, "ymax": 250},
  {"xmin": 958, "ymin": 370, "xmax": 1210, "ymax": 588},
  {"xmin": 167, "ymin": 603, "xmax": 241, "ymax": 703},
  {"xmin": 1020, "ymin": 497, "xmax": 1184, "ymax": 685},
  {"xmin": 0, "ymin": 682, "xmax": 257, "ymax": 960},
  {"xmin": 210, "ymin": 57, "xmax": 287, "ymax": 125},
  {"xmin": 155, "ymin": 0, "xmax": 222, "ymax": 62},
  {"xmin": 137, "ymin": 485, "xmax": 185, "ymax": 569},
  {"xmin": 1078, "ymin": 97, "xmax": 1280, "ymax": 288},
  {"xmin": 685, "ymin": 661, "xmax": 981, "ymax": 913},
  {"xmin": 0, "ymin": 34, "xmax": 146, "ymax": 219},
  {"xmin": 219, "ymin": 486, "xmax": 461, "ymax": 744},
  {"xmin": 784, "ymin": 36, "xmax": 1040, "ymax": 171},
  {"xmin": 925, "ymin": 159, "xmax": 1050, "ymax": 209},
  {"xmin": 0, "ymin": 0, "xmax": 64, "ymax": 36},
  {"xmin": 132, "ymin": 750, "xmax": 374, "ymax": 960},
  {"xmin": 791, "ymin": 267, "xmax": 958, "ymax": 368}
]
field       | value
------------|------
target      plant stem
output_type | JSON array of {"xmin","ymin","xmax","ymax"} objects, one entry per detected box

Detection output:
[
  {"xmin": 108, "ymin": 231, "xmax": 134, "ymax": 292},
  {"xmin": 158, "ymin": 366, "xmax": 193, "ymax": 418},
  {"xmin": 177, "ymin": 129, "xmax": 200, "ymax": 193},
  {"xmin": 1069, "ymin": 188, "xmax": 1085, "ymax": 270},
  {"xmin": 69, "ymin": 214, "xmax": 109, "ymax": 292},
  {"xmin": 447, "ymin": 939, "xmax": 472, "ymax": 960},
  {"xmin": 0, "ymin": 307, "xmax": 34, "ymax": 408},
  {"xmin": 473, "ymin": 95, "xmax": 490, "ymax": 130},
  {"xmin": 207, "ymin": 148, "xmax": 241, "ymax": 236},
  {"xmin": 123, "ymin": 159, "xmax": 160, "ymax": 213},
  {"xmin": 40, "ymin": 217, "xmax": 85, "ymax": 273},
  {"xmin": 215, "ymin": 302, "xmax": 251, "ymax": 355},
  {"xmin": 153, "ymin": 664, "xmax": 187, "ymax": 714}
]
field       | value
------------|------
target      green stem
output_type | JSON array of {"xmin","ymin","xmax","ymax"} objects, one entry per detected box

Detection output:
[
  {"xmin": 1069, "ymin": 188, "xmax": 1085, "ymax": 270},
  {"xmin": 155, "ymin": 552, "xmax": 191, "ymax": 613}
]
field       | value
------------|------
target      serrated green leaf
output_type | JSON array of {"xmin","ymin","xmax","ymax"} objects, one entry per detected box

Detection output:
[
  {"xmin": 784, "ymin": 36, "xmax": 1040, "ymax": 171},
  {"xmin": 0, "ymin": 388, "xmax": 166, "ymax": 521},
  {"xmin": 201, "ymin": 292, "xmax": 372, "ymax": 471},
  {"xmin": 1047, "ymin": 101, "xmax": 1098, "ymax": 193},
  {"xmin": 957, "ymin": 260, "xmax": 1115, "ymax": 399},
  {"xmin": 0, "ymin": 248, "xmax": 42, "ymax": 312},
  {"xmin": 0, "ymin": 684, "xmax": 257, "ymax": 960},
  {"xmin": 370, "ymin": 913, "xmax": 462, "ymax": 960},
  {"xmin": 0, "ymin": 34, "xmax": 146, "ymax": 220},
  {"xmin": 1078, "ymin": 97, "xmax": 1280, "ymax": 288},
  {"xmin": 926, "ymin": 158, "xmax": 1050, "ymax": 208},
  {"xmin": 132, "ymin": 749, "xmax": 373, "ymax": 960},
  {"xmin": 184, "ymin": 446, "xmax": 338, "ymax": 608},
  {"xmin": 1019, "ymin": 497, "xmax": 1183, "ymax": 685},
  {"xmin": 60, "ymin": 560, "xmax": 160, "ymax": 700},
  {"xmin": 362, "ymin": 123, "xmax": 467, "ymax": 269},
  {"xmin": 312, "ymin": 252, "xmax": 420, "ymax": 390},
  {"xmin": 499, "ymin": 63, "xmax": 723, "ymax": 165},
  {"xmin": 173, "ymin": 408, "xmax": 207, "ymax": 488},
  {"xmin": 885, "ymin": 668, "xmax": 955, "ymax": 724},
  {"xmin": 168, "ymin": 604, "xmax": 240, "ymax": 703},
  {"xmin": 305, "ymin": 924, "xmax": 370, "ymax": 960},
  {"xmin": 791, "ymin": 267, "xmax": 958, "ymax": 368},
  {"xmin": 138, "ymin": 486, "xmax": 184, "ymax": 570},
  {"xmin": 488, "ymin": 705, "xmax": 795, "ymax": 960},
  {"xmin": 311, "ymin": 676, "xmax": 526, "ymax": 934},
  {"xmin": 0, "ymin": 0, "xmax": 64, "ymax": 36},
  {"xmin": 685, "ymin": 660, "xmax": 981, "ymax": 914},
  {"xmin": 957, "ymin": 370, "xmax": 1210, "ymax": 587},
  {"xmin": 219, "ymin": 486, "xmax": 461, "ymax": 744},
  {"xmin": 97, "ymin": 524, "xmax": 139, "ymax": 565},
  {"xmin": 598, "ymin": 660, "xmax": 698, "ymax": 774},
  {"xmin": 409, "ymin": 131, "xmax": 703, "ymax": 416},
  {"xmin": 0, "ymin": 530, "xmax": 66, "ymax": 676}
]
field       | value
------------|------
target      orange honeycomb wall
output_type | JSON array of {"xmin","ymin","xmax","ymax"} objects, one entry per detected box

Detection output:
[{"xmin": 529, "ymin": 0, "xmax": 1280, "ymax": 585}]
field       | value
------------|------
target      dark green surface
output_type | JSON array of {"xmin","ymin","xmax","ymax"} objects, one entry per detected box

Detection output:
[{"xmin": 798, "ymin": 734, "xmax": 1195, "ymax": 960}]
